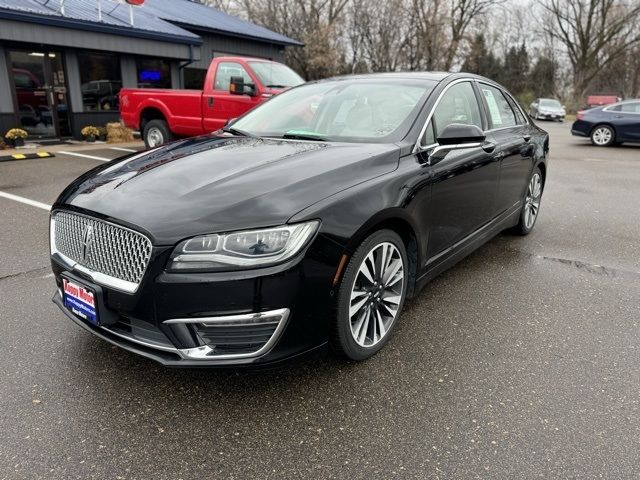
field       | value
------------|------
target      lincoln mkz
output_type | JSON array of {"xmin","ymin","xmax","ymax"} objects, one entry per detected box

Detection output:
[{"xmin": 50, "ymin": 73, "xmax": 549, "ymax": 366}]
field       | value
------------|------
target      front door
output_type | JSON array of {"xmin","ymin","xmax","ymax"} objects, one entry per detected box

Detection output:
[
  {"xmin": 421, "ymin": 81, "xmax": 500, "ymax": 260},
  {"xmin": 8, "ymin": 49, "xmax": 71, "ymax": 138}
]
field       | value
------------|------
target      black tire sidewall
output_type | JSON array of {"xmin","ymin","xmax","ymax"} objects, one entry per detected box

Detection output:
[
  {"xmin": 332, "ymin": 229, "xmax": 409, "ymax": 361},
  {"xmin": 143, "ymin": 119, "xmax": 172, "ymax": 148}
]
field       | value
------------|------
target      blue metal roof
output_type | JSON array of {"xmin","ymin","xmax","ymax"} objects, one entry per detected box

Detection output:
[
  {"xmin": 142, "ymin": 0, "xmax": 303, "ymax": 47},
  {"xmin": 0, "ymin": 0, "xmax": 202, "ymax": 45},
  {"xmin": 0, "ymin": 0, "xmax": 302, "ymax": 47}
]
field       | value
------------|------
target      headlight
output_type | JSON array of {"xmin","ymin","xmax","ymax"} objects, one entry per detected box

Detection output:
[{"xmin": 167, "ymin": 221, "xmax": 320, "ymax": 271}]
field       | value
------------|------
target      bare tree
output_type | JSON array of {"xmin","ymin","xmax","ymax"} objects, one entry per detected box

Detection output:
[
  {"xmin": 540, "ymin": 0, "xmax": 640, "ymax": 98},
  {"xmin": 443, "ymin": 0, "xmax": 504, "ymax": 70}
]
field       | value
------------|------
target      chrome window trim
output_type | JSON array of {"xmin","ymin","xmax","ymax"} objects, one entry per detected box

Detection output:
[
  {"xmin": 413, "ymin": 78, "xmax": 476, "ymax": 153},
  {"xmin": 50, "ymin": 213, "xmax": 151, "ymax": 294},
  {"xmin": 413, "ymin": 78, "xmax": 529, "ymax": 154}
]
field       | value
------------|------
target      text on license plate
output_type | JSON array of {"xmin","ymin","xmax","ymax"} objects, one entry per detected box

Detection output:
[{"xmin": 63, "ymin": 278, "xmax": 98, "ymax": 324}]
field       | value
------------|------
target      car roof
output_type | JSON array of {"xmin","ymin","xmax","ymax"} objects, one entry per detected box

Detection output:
[
  {"xmin": 603, "ymin": 99, "xmax": 640, "ymax": 108},
  {"xmin": 326, "ymin": 72, "xmax": 452, "ymax": 82}
]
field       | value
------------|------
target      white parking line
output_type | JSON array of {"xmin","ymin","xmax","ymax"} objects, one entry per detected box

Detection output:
[
  {"xmin": 58, "ymin": 151, "xmax": 111, "ymax": 162},
  {"xmin": 0, "ymin": 191, "xmax": 51, "ymax": 211},
  {"xmin": 110, "ymin": 147, "xmax": 138, "ymax": 153}
]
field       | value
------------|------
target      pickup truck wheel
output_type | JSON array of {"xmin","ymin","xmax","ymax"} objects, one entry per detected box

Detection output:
[{"xmin": 143, "ymin": 119, "xmax": 173, "ymax": 148}]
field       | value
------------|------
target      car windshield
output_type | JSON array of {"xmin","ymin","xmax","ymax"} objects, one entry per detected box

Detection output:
[
  {"xmin": 248, "ymin": 62, "xmax": 304, "ymax": 88},
  {"xmin": 540, "ymin": 99, "xmax": 562, "ymax": 108},
  {"xmin": 231, "ymin": 79, "xmax": 436, "ymax": 143}
]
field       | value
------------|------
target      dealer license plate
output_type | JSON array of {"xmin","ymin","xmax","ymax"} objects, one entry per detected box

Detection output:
[{"xmin": 63, "ymin": 277, "xmax": 99, "ymax": 325}]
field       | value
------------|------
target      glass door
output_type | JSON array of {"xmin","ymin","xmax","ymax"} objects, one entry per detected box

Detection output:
[{"xmin": 8, "ymin": 49, "xmax": 71, "ymax": 138}]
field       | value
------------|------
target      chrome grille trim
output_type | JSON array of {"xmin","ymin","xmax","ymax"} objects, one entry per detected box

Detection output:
[{"xmin": 50, "ymin": 211, "xmax": 152, "ymax": 294}]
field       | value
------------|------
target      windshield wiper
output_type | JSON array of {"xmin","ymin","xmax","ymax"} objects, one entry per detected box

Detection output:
[
  {"xmin": 266, "ymin": 84, "xmax": 288, "ymax": 89},
  {"xmin": 222, "ymin": 126, "xmax": 258, "ymax": 138},
  {"xmin": 282, "ymin": 131, "xmax": 328, "ymax": 141}
]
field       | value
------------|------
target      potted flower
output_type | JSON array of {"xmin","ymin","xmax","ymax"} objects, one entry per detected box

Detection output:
[
  {"xmin": 81, "ymin": 126, "xmax": 100, "ymax": 142},
  {"xmin": 4, "ymin": 128, "xmax": 28, "ymax": 147}
]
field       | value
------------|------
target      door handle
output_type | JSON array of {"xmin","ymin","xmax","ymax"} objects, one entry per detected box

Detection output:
[
  {"xmin": 208, "ymin": 97, "xmax": 214, "ymax": 107},
  {"xmin": 482, "ymin": 140, "xmax": 497, "ymax": 153},
  {"xmin": 523, "ymin": 134, "xmax": 531, "ymax": 142}
]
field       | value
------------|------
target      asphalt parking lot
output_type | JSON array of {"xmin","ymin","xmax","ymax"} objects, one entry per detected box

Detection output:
[{"xmin": 1, "ymin": 124, "xmax": 639, "ymax": 479}]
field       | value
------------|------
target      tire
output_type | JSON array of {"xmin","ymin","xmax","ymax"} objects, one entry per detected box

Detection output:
[
  {"xmin": 590, "ymin": 124, "xmax": 615, "ymax": 147},
  {"xmin": 331, "ymin": 230, "xmax": 409, "ymax": 361},
  {"xmin": 514, "ymin": 167, "xmax": 544, "ymax": 236},
  {"xmin": 143, "ymin": 119, "xmax": 173, "ymax": 149}
]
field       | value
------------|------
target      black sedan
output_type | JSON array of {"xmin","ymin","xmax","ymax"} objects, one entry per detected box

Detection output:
[
  {"xmin": 572, "ymin": 100, "xmax": 640, "ymax": 146},
  {"xmin": 50, "ymin": 73, "xmax": 549, "ymax": 366}
]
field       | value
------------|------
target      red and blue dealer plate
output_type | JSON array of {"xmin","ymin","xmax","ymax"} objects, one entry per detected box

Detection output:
[{"xmin": 63, "ymin": 277, "xmax": 98, "ymax": 325}]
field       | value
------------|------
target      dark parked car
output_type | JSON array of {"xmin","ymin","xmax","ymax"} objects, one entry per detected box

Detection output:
[
  {"xmin": 50, "ymin": 73, "xmax": 549, "ymax": 366},
  {"xmin": 529, "ymin": 98, "xmax": 566, "ymax": 121},
  {"xmin": 572, "ymin": 100, "xmax": 640, "ymax": 146}
]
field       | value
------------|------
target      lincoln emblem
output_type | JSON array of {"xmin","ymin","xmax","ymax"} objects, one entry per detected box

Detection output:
[{"xmin": 82, "ymin": 225, "xmax": 94, "ymax": 262}]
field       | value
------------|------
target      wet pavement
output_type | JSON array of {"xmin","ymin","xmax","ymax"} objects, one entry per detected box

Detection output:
[{"xmin": 0, "ymin": 125, "xmax": 639, "ymax": 479}]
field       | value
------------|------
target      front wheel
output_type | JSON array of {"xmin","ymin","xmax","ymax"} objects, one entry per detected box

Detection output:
[
  {"xmin": 590, "ymin": 125, "xmax": 615, "ymax": 147},
  {"xmin": 332, "ymin": 230, "xmax": 409, "ymax": 361},
  {"xmin": 143, "ymin": 119, "xmax": 173, "ymax": 149},
  {"xmin": 514, "ymin": 167, "xmax": 543, "ymax": 235}
]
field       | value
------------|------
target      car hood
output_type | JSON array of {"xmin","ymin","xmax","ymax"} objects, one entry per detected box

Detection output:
[{"xmin": 56, "ymin": 136, "xmax": 400, "ymax": 245}]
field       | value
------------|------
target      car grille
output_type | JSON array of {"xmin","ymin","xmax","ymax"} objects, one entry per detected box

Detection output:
[{"xmin": 52, "ymin": 211, "xmax": 152, "ymax": 288}]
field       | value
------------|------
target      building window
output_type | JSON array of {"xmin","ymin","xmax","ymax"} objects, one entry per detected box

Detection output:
[
  {"xmin": 136, "ymin": 58, "xmax": 171, "ymax": 88},
  {"xmin": 78, "ymin": 52, "xmax": 122, "ymax": 112},
  {"xmin": 184, "ymin": 68, "xmax": 206, "ymax": 90}
]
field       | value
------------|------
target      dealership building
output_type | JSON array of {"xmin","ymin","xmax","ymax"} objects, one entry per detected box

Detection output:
[{"xmin": 0, "ymin": 0, "xmax": 301, "ymax": 139}]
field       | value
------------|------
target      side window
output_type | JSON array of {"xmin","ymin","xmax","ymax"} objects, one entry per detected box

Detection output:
[
  {"xmin": 608, "ymin": 104, "xmax": 622, "ymax": 112},
  {"xmin": 480, "ymin": 85, "xmax": 517, "ymax": 129},
  {"xmin": 620, "ymin": 102, "xmax": 640, "ymax": 113},
  {"xmin": 422, "ymin": 81, "xmax": 482, "ymax": 145},
  {"xmin": 214, "ymin": 62, "xmax": 252, "ymax": 91}
]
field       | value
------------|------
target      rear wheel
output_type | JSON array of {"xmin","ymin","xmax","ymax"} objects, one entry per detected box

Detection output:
[
  {"xmin": 590, "ymin": 125, "xmax": 615, "ymax": 147},
  {"xmin": 514, "ymin": 167, "xmax": 543, "ymax": 236},
  {"xmin": 143, "ymin": 119, "xmax": 173, "ymax": 148},
  {"xmin": 332, "ymin": 230, "xmax": 408, "ymax": 361}
]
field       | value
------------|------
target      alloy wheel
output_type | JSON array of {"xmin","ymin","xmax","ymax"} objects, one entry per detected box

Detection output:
[
  {"xmin": 349, "ymin": 242, "xmax": 404, "ymax": 348},
  {"xmin": 147, "ymin": 127, "xmax": 164, "ymax": 147},
  {"xmin": 592, "ymin": 127, "xmax": 612, "ymax": 146},
  {"xmin": 524, "ymin": 172, "xmax": 542, "ymax": 229}
]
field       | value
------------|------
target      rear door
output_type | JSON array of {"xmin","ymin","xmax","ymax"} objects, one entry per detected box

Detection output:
[
  {"xmin": 477, "ymin": 83, "xmax": 533, "ymax": 214},
  {"xmin": 202, "ymin": 61, "xmax": 262, "ymax": 132},
  {"xmin": 423, "ymin": 81, "xmax": 500, "ymax": 259},
  {"xmin": 612, "ymin": 102, "xmax": 640, "ymax": 142}
]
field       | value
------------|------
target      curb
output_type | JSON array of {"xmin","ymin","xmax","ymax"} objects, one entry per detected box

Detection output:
[{"xmin": 0, "ymin": 152, "xmax": 55, "ymax": 163}]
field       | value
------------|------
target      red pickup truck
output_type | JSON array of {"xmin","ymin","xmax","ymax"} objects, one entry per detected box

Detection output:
[{"xmin": 120, "ymin": 56, "xmax": 304, "ymax": 148}]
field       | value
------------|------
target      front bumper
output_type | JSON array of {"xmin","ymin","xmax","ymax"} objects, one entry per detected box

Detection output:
[
  {"xmin": 537, "ymin": 112, "xmax": 565, "ymax": 120},
  {"xmin": 51, "ymin": 237, "xmax": 340, "ymax": 367}
]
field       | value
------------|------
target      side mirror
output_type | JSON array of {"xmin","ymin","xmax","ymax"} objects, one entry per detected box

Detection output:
[
  {"xmin": 427, "ymin": 124, "xmax": 486, "ymax": 165},
  {"xmin": 229, "ymin": 76, "xmax": 256, "ymax": 96},
  {"xmin": 437, "ymin": 123, "xmax": 485, "ymax": 145}
]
